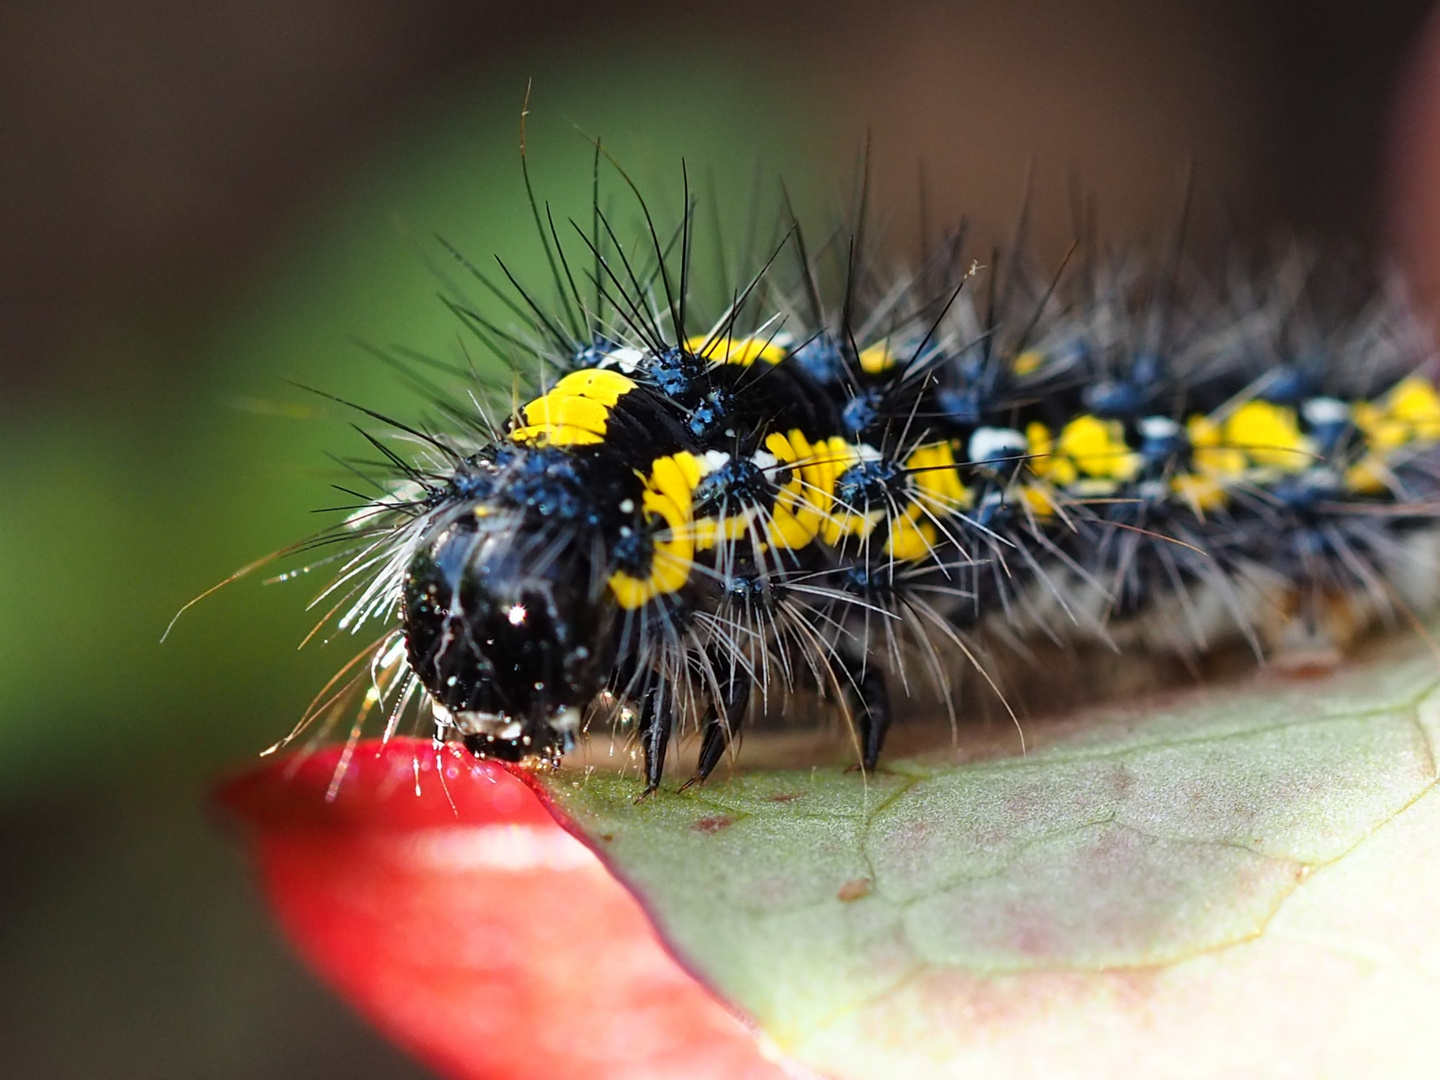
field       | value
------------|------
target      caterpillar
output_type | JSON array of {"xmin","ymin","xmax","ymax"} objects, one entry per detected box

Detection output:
[{"xmin": 287, "ymin": 147, "xmax": 1440, "ymax": 796}]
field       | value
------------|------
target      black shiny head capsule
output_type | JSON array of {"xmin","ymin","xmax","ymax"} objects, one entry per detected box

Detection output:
[{"xmin": 401, "ymin": 509, "xmax": 614, "ymax": 762}]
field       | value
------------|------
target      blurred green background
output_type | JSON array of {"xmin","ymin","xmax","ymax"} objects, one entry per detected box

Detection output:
[{"xmin": 1, "ymin": 0, "xmax": 1435, "ymax": 1075}]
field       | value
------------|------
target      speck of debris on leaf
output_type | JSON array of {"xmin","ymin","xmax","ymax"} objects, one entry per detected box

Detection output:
[{"xmin": 691, "ymin": 814, "xmax": 736, "ymax": 835}]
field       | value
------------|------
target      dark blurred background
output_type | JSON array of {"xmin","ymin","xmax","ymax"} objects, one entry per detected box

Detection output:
[{"xmin": 1, "ymin": 1, "xmax": 1435, "ymax": 1075}]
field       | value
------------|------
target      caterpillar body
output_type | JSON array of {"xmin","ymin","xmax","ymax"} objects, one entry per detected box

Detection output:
[{"xmin": 305, "ymin": 166, "xmax": 1440, "ymax": 795}]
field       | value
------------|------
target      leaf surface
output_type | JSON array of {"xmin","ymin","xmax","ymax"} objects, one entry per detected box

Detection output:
[{"xmin": 543, "ymin": 649, "xmax": 1440, "ymax": 1079}]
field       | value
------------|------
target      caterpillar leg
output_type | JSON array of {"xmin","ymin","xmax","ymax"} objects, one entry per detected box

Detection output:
[
  {"xmin": 609, "ymin": 659, "xmax": 674, "ymax": 797},
  {"xmin": 683, "ymin": 658, "xmax": 752, "ymax": 789},
  {"xmin": 635, "ymin": 680, "xmax": 673, "ymax": 798},
  {"xmin": 839, "ymin": 652, "xmax": 891, "ymax": 771}
]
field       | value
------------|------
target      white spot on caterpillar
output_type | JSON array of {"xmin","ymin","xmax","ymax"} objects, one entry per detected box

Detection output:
[
  {"xmin": 969, "ymin": 427, "xmax": 1027, "ymax": 463},
  {"xmin": 1300, "ymin": 466, "xmax": 1343, "ymax": 492},
  {"xmin": 1138, "ymin": 415, "xmax": 1181, "ymax": 440},
  {"xmin": 751, "ymin": 449, "xmax": 780, "ymax": 471},
  {"xmin": 601, "ymin": 345, "xmax": 644, "ymax": 373},
  {"xmin": 699, "ymin": 450, "xmax": 732, "ymax": 474},
  {"xmin": 1303, "ymin": 396, "xmax": 1350, "ymax": 426}
]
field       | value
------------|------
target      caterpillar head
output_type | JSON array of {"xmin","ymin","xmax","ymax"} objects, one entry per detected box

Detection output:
[{"xmin": 401, "ymin": 508, "xmax": 613, "ymax": 762}]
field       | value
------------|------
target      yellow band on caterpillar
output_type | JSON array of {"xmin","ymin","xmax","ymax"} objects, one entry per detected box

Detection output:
[
  {"xmin": 762, "ymin": 429, "xmax": 837, "ymax": 549},
  {"xmin": 818, "ymin": 439, "xmax": 882, "ymax": 545},
  {"xmin": 682, "ymin": 433, "xmax": 838, "ymax": 554},
  {"xmin": 686, "ymin": 335, "xmax": 785, "ymax": 366},
  {"xmin": 1187, "ymin": 415, "xmax": 1246, "ymax": 485},
  {"xmin": 1171, "ymin": 472, "xmax": 1228, "ymax": 514},
  {"xmin": 1355, "ymin": 375, "xmax": 1440, "ymax": 453},
  {"xmin": 511, "ymin": 368, "xmax": 638, "ymax": 447},
  {"xmin": 1030, "ymin": 415, "xmax": 1141, "ymax": 489},
  {"xmin": 608, "ymin": 452, "xmax": 701, "ymax": 610},
  {"xmin": 1012, "ymin": 349, "xmax": 1045, "ymax": 376},
  {"xmin": 858, "ymin": 340, "xmax": 899, "ymax": 375},
  {"xmin": 1344, "ymin": 376, "xmax": 1440, "ymax": 493},
  {"xmin": 907, "ymin": 441, "xmax": 973, "ymax": 513},
  {"xmin": 884, "ymin": 502, "xmax": 939, "ymax": 561},
  {"xmin": 1223, "ymin": 401, "xmax": 1313, "ymax": 472}
]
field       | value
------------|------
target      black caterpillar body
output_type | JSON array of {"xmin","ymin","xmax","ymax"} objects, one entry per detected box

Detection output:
[{"xmin": 305, "ymin": 172, "xmax": 1440, "ymax": 794}]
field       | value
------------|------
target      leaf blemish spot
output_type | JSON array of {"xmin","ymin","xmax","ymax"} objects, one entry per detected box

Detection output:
[
  {"xmin": 837, "ymin": 877, "xmax": 872, "ymax": 902},
  {"xmin": 691, "ymin": 814, "xmax": 736, "ymax": 835}
]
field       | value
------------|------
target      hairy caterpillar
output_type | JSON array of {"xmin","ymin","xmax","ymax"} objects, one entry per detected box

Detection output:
[{"xmin": 282, "ymin": 144, "xmax": 1440, "ymax": 796}]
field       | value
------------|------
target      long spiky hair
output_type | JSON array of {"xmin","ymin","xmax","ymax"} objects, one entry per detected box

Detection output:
[
  {"xmin": 195, "ymin": 87, "xmax": 1440, "ymax": 799},
  {"xmin": 240, "ymin": 117, "xmax": 1013, "ymax": 777}
]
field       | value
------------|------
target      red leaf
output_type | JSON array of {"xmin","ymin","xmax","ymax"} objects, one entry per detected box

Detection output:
[{"xmin": 217, "ymin": 738, "xmax": 794, "ymax": 1080}]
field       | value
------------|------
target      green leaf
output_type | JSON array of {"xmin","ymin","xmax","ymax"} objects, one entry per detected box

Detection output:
[{"xmin": 543, "ymin": 646, "xmax": 1440, "ymax": 1078}]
